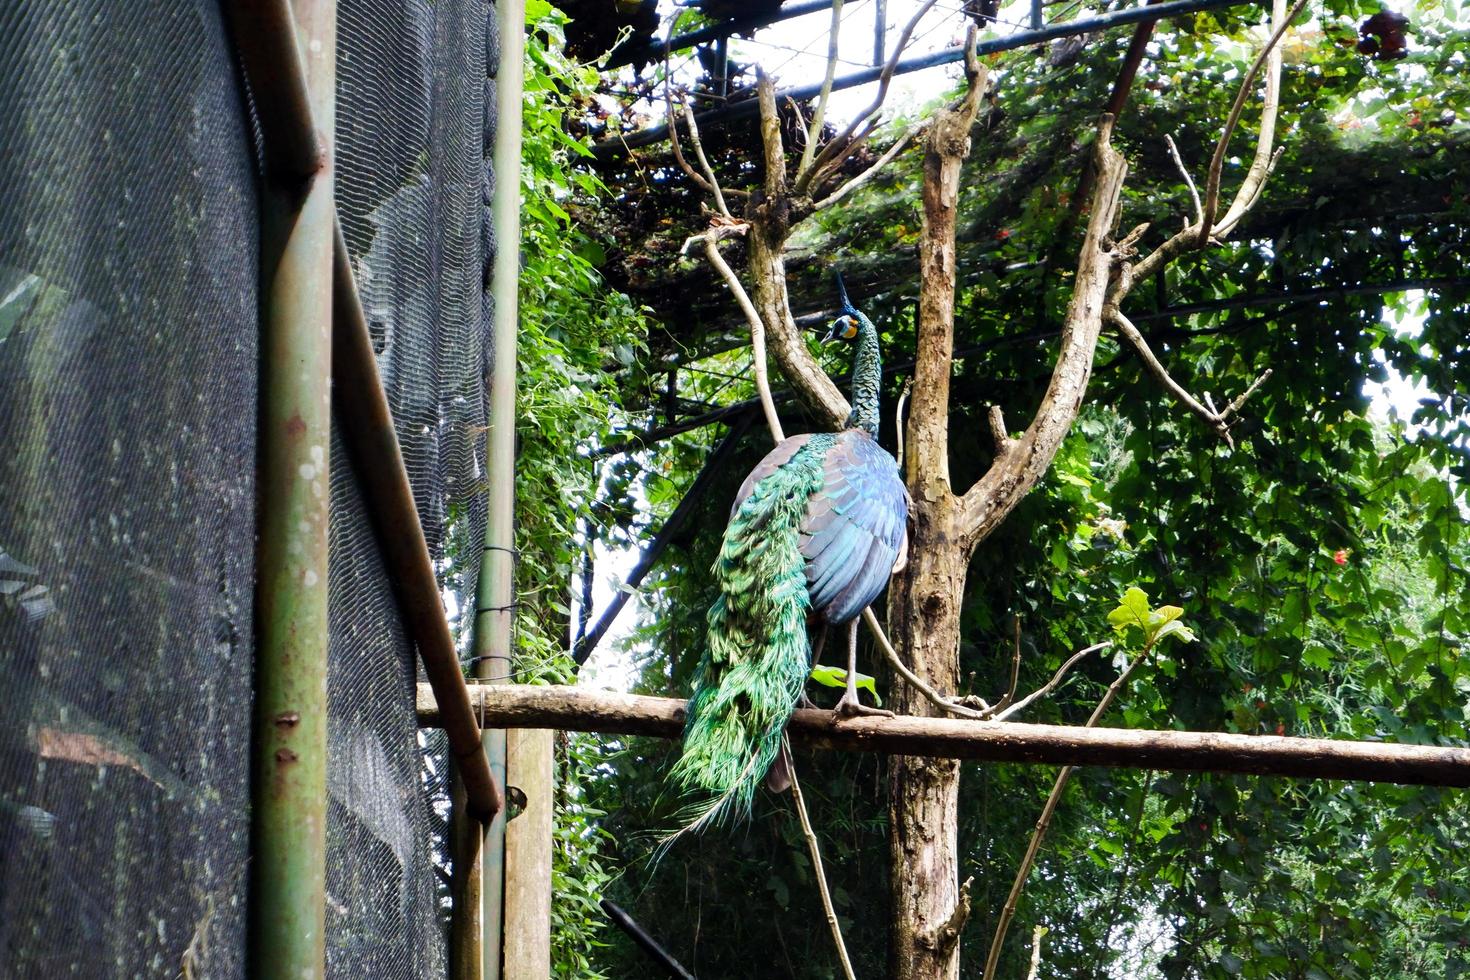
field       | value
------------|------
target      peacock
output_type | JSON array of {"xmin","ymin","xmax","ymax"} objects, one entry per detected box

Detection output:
[{"xmin": 670, "ymin": 274, "xmax": 909, "ymax": 829}]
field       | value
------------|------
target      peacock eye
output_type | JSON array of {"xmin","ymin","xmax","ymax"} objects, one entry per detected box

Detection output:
[{"xmin": 842, "ymin": 319, "xmax": 858, "ymax": 339}]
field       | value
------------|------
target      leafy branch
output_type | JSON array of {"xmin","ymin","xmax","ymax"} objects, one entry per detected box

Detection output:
[{"xmin": 982, "ymin": 589, "xmax": 1195, "ymax": 979}]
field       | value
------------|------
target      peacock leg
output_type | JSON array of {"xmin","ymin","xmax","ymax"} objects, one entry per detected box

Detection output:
[
  {"xmin": 834, "ymin": 617, "xmax": 894, "ymax": 719},
  {"xmin": 797, "ymin": 625, "xmax": 827, "ymax": 709}
]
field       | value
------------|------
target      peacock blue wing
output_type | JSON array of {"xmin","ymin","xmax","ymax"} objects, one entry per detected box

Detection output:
[
  {"xmin": 799, "ymin": 430, "xmax": 909, "ymax": 625},
  {"xmin": 729, "ymin": 434, "xmax": 815, "ymax": 517}
]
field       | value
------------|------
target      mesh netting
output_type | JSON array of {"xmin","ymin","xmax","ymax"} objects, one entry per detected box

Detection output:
[
  {"xmin": 0, "ymin": 2, "xmax": 258, "ymax": 975},
  {"xmin": 329, "ymin": 0, "xmax": 492, "ymax": 974},
  {"xmin": 0, "ymin": 0, "xmax": 495, "ymax": 976}
]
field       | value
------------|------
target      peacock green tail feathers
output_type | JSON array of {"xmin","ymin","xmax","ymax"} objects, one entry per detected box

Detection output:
[{"xmin": 669, "ymin": 437, "xmax": 833, "ymax": 832}]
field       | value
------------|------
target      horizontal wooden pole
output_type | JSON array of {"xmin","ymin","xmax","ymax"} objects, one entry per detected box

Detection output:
[{"xmin": 420, "ymin": 684, "xmax": 1470, "ymax": 788}]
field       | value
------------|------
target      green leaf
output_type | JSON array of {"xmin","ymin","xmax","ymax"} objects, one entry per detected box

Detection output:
[
  {"xmin": 809, "ymin": 664, "xmax": 881, "ymax": 706},
  {"xmin": 1108, "ymin": 587, "xmax": 1153, "ymax": 634},
  {"xmin": 1153, "ymin": 619, "xmax": 1197, "ymax": 646}
]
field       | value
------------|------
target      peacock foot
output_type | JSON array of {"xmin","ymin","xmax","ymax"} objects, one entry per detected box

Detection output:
[{"xmin": 833, "ymin": 694, "xmax": 894, "ymax": 720}]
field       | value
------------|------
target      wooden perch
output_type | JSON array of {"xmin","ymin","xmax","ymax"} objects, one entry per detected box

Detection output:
[{"xmin": 419, "ymin": 684, "xmax": 1470, "ymax": 788}]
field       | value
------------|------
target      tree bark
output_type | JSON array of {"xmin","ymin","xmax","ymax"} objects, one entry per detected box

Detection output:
[
  {"xmin": 885, "ymin": 62, "xmax": 988, "ymax": 980},
  {"xmin": 746, "ymin": 73, "xmax": 849, "ymax": 429},
  {"xmin": 886, "ymin": 524, "xmax": 968, "ymax": 979}
]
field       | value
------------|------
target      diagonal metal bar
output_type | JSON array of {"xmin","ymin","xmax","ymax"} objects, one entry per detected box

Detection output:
[
  {"xmin": 332, "ymin": 220, "xmax": 504, "ymax": 824},
  {"xmin": 573, "ymin": 412, "xmax": 756, "ymax": 667},
  {"xmin": 594, "ymin": 0, "xmax": 1258, "ymax": 157}
]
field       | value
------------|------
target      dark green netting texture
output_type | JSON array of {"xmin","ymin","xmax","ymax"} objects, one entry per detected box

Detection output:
[
  {"xmin": 0, "ymin": 2, "xmax": 258, "ymax": 976},
  {"xmin": 1, "ymin": 0, "xmax": 496, "ymax": 977},
  {"xmin": 329, "ymin": 0, "xmax": 494, "ymax": 975}
]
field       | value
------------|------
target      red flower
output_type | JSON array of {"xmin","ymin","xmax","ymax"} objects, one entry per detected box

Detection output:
[
  {"xmin": 995, "ymin": 228, "xmax": 1012, "ymax": 241},
  {"xmin": 1333, "ymin": 549, "xmax": 1348, "ymax": 565}
]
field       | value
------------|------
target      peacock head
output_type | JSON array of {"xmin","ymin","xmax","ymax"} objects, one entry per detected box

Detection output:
[
  {"xmin": 821, "ymin": 270, "xmax": 869, "ymax": 344},
  {"xmin": 822, "ymin": 312, "xmax": 862, "ymax": 344}
]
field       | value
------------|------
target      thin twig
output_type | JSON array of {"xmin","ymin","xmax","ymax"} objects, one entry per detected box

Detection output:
[
  {"xmin": 815, "ymin": 118, "xmax": 930, "ymax": 211},
  {"xmin": 797, "ymin": 0, "xmax": 845, "ymax": 181},
  {"xmin": 800, "ymin": 0, "xmax": 943, "ymax": 191},
  {"xmin": 990, "ymin": 615, "xmax": 1023, "ymax": 715},
  {"xmin": 785, "ymin": 739, "xmax": 858, "ymax": 980},
  {"xmin": 1199, "ymin": 0, "xmax": 1306, "ymax": 243},
  {"xmin": 863, "ymin": 608, "xmax": 991, "ymax": 719},
  {"xmin": 1121, "ymin": 0, "xmax": 1299, "ymax": 290},
  {"xmin": 982, "ymin": 642, "xmax": 1155, "ymax": 980},
  {"xmin": 895, "ymin": 378, "xmax": 913, "ymax": 470},
  {"xmin": 1108, "ymin": 307, "xmax": 1234, "ymax": 445},
  {"xmin": 990, "ymin": 642, "xmax": 1111, "ymax": 723},
  {"xmin": 703, "ymin": 232, "xmax": 785, "ymax": 442},
  {"xmin": 1223, "ymin": 368, "xmax": 1273, "ymax": 417},
  {"xmin": 681, "ymin": 98, "xmax": 730, "ymax": 218},
  {"xmin": 666, "ymin": 94, "xmax": 714, "ymax": 197},
  {"xmin": 1164, "ymin": 134, "xmax": 1202, "ymax": 225},
  {"xmin": 1108, "ymin": 307, "xmax": 1271, "ymax": 448}
]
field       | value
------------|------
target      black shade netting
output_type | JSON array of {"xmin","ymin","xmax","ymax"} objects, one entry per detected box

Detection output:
[
  {"xmin": 329, "ymin": 0, "xmax": 494, "ymax": 976},
  {"xmin": 0, "ymin": 1, "xmax": 259, "ymax": 977}
]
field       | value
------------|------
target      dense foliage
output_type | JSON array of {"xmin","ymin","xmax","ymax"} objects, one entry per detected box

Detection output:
[
  {"xmin": 492, "ymin": 4, "xmax": 648, "ymax": 974},
  {"xmin": 520, "ymin": 0, "xmax": 1470, "ymax": 976}
]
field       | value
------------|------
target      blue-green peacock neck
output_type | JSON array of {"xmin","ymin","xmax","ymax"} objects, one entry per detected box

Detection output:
[{"xmin": 845, "ymin": 309, "xmax": 882, "ymax": 438}]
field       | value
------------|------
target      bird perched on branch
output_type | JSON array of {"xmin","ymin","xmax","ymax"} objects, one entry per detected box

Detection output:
[{"xmin": 670, "ymin": 274, "xmax": 909, "ymax": 830}]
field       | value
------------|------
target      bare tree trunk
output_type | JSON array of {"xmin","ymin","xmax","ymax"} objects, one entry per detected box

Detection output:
[
  {"xmin": 886, "ymin": 510, "xmax": 968, "ymax": 979},
  {"xmin": 885, "ymin": 55, "xmax": 988, "ymax": 980}
]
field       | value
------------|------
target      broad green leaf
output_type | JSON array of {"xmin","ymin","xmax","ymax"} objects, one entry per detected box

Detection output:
[
  {"xmin": 809, "ymin": 665, "xmax": 882, "ymax": 706},
  {"xmin": 1153, "ymin": 620, "xmax": 1197, "ymax": 646},
  {"xmin": 1107, "ymin": 587, "xmax": 1152, "ymax": 634}
]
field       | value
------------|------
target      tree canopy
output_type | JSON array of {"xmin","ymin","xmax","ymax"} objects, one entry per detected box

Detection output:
[{"xmin": 512, "ymin": 0, "xmax": 1470, "ymax": 975}]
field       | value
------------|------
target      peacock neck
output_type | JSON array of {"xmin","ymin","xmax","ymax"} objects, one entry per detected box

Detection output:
[{"xmin": 845, "ymin": 310, "xmax": 881, "ymax": 438}]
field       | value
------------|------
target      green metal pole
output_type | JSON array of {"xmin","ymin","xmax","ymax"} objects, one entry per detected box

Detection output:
[
  {"xmin": 239, "ymin": 0, "xmax": 336, "ymax": 975},
  {"xmin": 474, "ymin": 0, "xmax": 525, "ymax": 976}
]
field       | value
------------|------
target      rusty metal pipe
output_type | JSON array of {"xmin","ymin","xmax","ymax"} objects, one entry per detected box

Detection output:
[
  {"xmin": 227, "ymin": 1, "xmax": 336, "ymax": 976},
  {"xmin": 331, "ymin": 221, "xmax": 505, "ymax": 823}
]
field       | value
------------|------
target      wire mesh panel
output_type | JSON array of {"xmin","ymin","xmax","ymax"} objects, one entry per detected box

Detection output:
[
  {"xmin": 330, "ymin": 0, "xmax": 493, "ymax": 976},
  {"xmin": 0, "ymin": 0, "xmax": 492, "ymax": 975},
  {"xmin": 0, "ymin": 2, "xmax": 258, "ymax": 976}
]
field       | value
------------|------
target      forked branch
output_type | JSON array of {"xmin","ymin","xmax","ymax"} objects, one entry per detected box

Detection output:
[
  {"xmin": 960, "ymin": 116, "xmax": 1128, "ymax": 544},
  {"xmin": 798, "ymin": 0, "xmax": 944, "ymax": 193},
  {"xmin": 1108, "ymin": 0, "xmax": 1297, "ymax": 442}
]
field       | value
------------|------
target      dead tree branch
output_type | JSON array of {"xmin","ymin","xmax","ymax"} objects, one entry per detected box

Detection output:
[
  {"xmin": 1107, "ymin": 308, "xmax": 1271, "ymax": 448},
  {"xmin": 814, "ymin": 118, "xmax": 930, "ymax": 212},
  {"xmin": 799, "ymin": 0, "xmax": 944, "ymax": 193},
  {"xmin": 797, "ymin": 0, "xmax": 846, "ymax": 182},
  {"xmin": 418, "ymin": 684, "xmax": 1470, "ymax": 788},
  {"xmin": 990, "ymin": 642, "xmax": 1112, "ymax": 723},
  {"xmin": 960, "ymin": 117, "xmax": 1128, "ymax": 545},
  {"xmin": 682, "ymin": 99, "xmax": 730, "ymax": 217},
  {"xmin": 1164, "ymin": 134, "xmax": 1202, "ymax": 225},
  {"xmin": 1199, "ymin": 0, "xmax": 1306, "ymax": 243},
  {"xmin": 749, "ymin": 71, "xmax": 850, "ymax": 427}
]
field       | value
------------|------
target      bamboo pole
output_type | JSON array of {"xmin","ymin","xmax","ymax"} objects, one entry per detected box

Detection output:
[
  {"xmin": 416, "ymin": 685, "xmax": 1470, "ymax": 789},
  {"xmin": 503, "ymin": 729, "xmax": 554, "ymax": 978},
  {"xmin": 227, "ymin": 1, "xmax": 336, "ymax": 975},
  {"xmin": 468, "ymin": 1, "xmax": 526, "ymax": 977}
]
